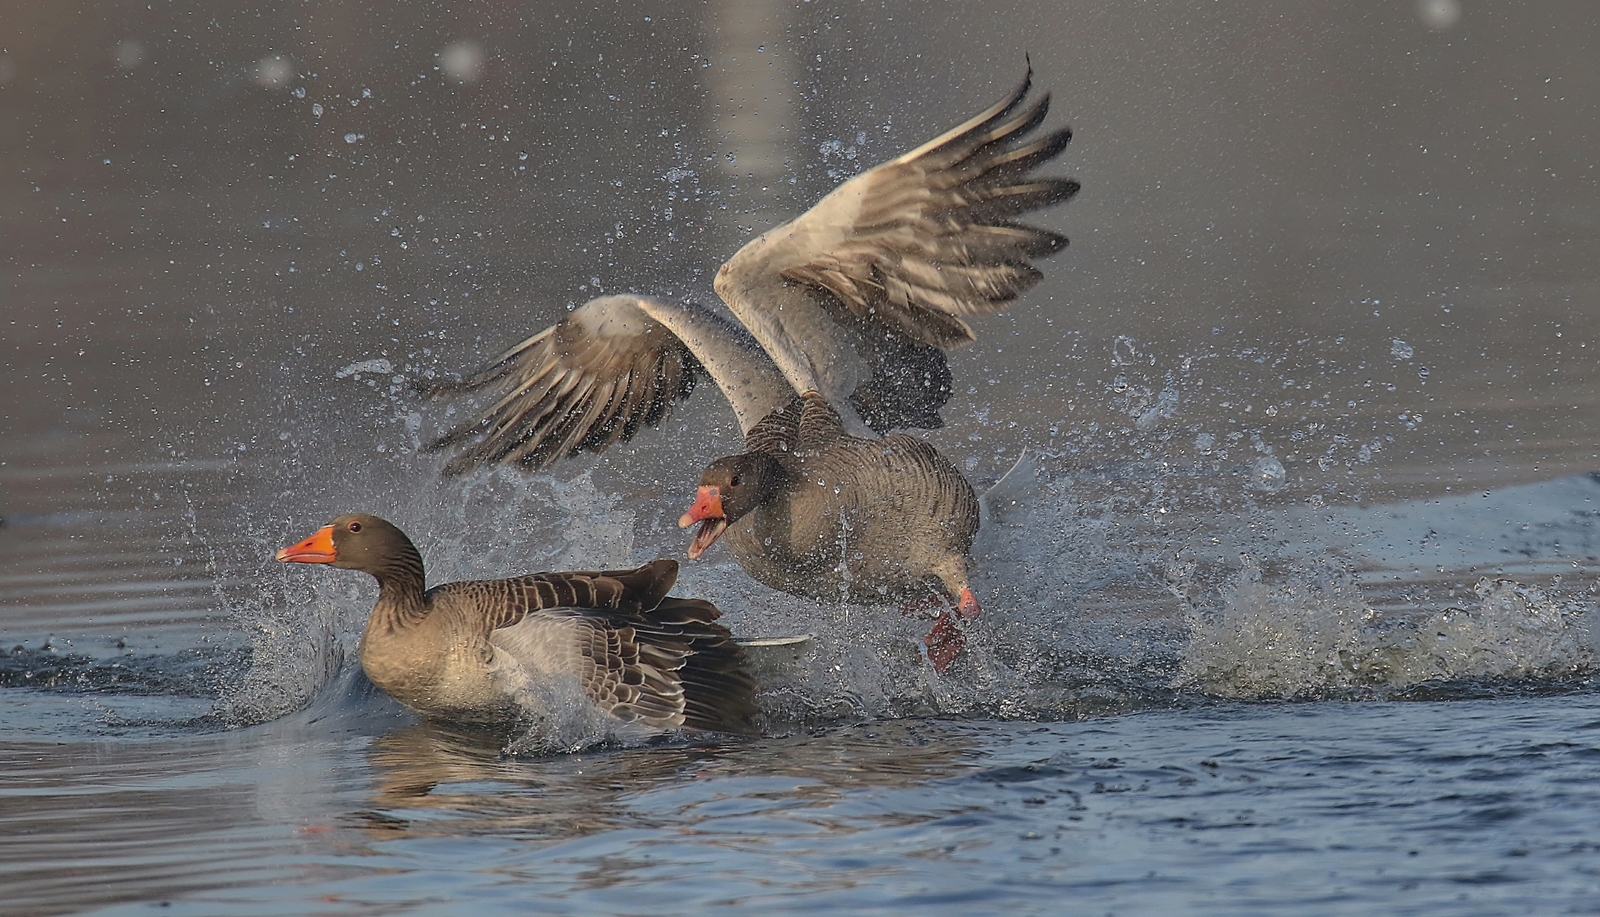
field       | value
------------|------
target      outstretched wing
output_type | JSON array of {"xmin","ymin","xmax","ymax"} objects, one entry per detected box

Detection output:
[
  {"xmin": 713, "ymin": 65, "xmax": 1078, "ymax": 431},
  {"xmin": 422, "ymin": 67, "xmax": 1078, "ymax": 471},
  {"xmin": 421, "ymin": 294, "xmax": 794, "ymax": 474}
]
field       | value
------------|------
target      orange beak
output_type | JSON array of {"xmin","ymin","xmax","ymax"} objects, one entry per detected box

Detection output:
[
  {"xmin": 275, "ymin": 525, "xmax": 338, "ymax": 564},
  {"xmin": 678, "ymin": 486, "xmax": 724, "ymax": 528},
  {"xmin": 679, "ymin": 486, "xmax": 729, "ymax": 560}
]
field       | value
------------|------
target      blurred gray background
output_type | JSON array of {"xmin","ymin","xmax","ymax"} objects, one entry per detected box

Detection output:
[{"xmin": 3, "ymin": 0, "xmax": 1597, "ymax": 526}]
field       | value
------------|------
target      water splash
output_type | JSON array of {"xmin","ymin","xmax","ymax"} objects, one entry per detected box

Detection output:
[
  {"xmin": 160, "ymin": 436, "xmax": 1600, "ymax": 743},
  {"xmin": 1180, "ymin": 560, "xmax": 1598, "ymax": 699}
]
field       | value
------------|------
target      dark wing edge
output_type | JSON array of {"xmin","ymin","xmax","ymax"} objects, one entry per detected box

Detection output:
[
  {"xmin": 847, "ymin": 329, "xmax": 954, "ymax": 432},
  {"xmin": 639, "ymin": 597, "xmax": 759, "ymax": 735},
  {"xmin": 467, "ymin": 561, "xmax": 758, "ymax": 734},
  {"xmin": 574, "ymin": 596, "xmax": 758, "ymax": 735},
  {"xmin": 418, "ymin": 295, "xmax": 703, "ymax": 475}
]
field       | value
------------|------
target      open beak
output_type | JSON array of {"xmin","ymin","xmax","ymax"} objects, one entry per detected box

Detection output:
[
  {"xmin": 275, "ymin": 525, "xmax": 338, "ymax": 564},
  {"xmin": 678, "ymin": 486, "xmax": 728, "ymax": 560}
]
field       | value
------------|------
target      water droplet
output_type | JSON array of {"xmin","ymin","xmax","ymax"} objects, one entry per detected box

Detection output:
[
  {"xmin": 1417, "ymin": 0, "xmax": 1461, "ymax": 30},
  {"xmin": 1249, "ymin": 456, "xmax": 1286, "ymax": 493},
  {"xmin": 114, "ymin": 39, "xmax": 146, "ymax": 70},
  {"xmin": 439, "ymin": 41, "xmax": 485, "ymax": 83},
  {"xmin": 255, "ymin": 55, "xmax": 293, "ymax": 89}
]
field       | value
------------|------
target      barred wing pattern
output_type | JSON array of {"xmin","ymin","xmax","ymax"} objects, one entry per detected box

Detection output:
[
  {"xmin": 429, "ymin": 560, "xmax": 757, "ymax": 733},
  {"xmin": 423, "ymin": 66, "xmax": 1075, "ymax": 474},
  {"xmin": 712, "ymin": 66, "xmax": 1077, "ymax": 421}
]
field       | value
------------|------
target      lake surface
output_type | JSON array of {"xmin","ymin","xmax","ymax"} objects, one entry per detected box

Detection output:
[{"xmin": 5, "ymin": 1, "xmax": 1600, "ymax": 914}]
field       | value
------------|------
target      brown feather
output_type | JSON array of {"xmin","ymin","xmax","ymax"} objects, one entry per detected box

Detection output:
[
  {"xmin": 423, "ymin": 300, "xmax": 703, "ymax": 475},
  {"xmin": 744, "ymin": 71, "xmax": 1075, "ymax": 350}
]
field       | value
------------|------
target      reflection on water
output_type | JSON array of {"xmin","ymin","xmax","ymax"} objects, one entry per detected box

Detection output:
[
  {"xmin": 10, "ymin": 699, "xmax": 1600, "ymax": 915},
  {"xmin": 358, "ymin": 719, "xmax": 968, "ymax": 843},
  {"xmin": 0, "ymin": 741, "xmax": 275, "ymax": 914}
]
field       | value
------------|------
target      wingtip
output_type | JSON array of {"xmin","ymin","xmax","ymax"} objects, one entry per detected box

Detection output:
[
  {"xmin": 412, "ymin": 371, "xmax": 473, "ymax": 401},
  {"xmin": 891, "ymin": 59, "xmax": 1043, "ymax": 167},
  {"xmin": 1005, "ymin": 60, "xmax": 1035, "ymax": 117},
  {"xmin": 643, "ymin": 557, "xmax": 680, "ymax": 586}
]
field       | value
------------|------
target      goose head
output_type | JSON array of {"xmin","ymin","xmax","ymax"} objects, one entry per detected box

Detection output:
[
  {"xmin": 678, "ymin": 453, "xmax": 784, "ymax": 559},
  {"xmin": 276, "ymin": 513, "xmax": 418, "ymax": 575}
]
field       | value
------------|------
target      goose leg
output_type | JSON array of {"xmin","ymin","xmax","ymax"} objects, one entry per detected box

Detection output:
[
  {"xmin": 923, "ymin": 612, "xmax": 965, "ymax": 672},
  {"xmin": 900, "ymin": 593, "xmax": 963, "ymax": 670},
  {"xmin": 919, "ymin": 587, "xmax": 981, "ymax": 673}
]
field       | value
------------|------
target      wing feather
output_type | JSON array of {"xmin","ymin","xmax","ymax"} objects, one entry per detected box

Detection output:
[
  {"xmin": 714, "ymin": 63, "xmax": 1078, "ymax": 429},
  {"xmin": 482, "ymin": 570, "xmax": 758, "ymax": 734},
  {"xmin": 435, "ymin": 560, "xmax": 757, "ymax": 734},
  {"xmin": 422, "ymin": 294, "xmax": 793, "ymax": 474},
  {"xmin": 425, "ymin": 66, "xmax": 1078, "ymax": 463}
]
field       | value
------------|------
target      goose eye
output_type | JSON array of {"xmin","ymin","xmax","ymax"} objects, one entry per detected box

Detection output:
[{"xmin": 348, "ymin": 521, "xmax": 363, "ymax": 533}]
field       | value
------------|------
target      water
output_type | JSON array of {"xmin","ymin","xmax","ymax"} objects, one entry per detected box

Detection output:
[
  {"xmin": 6, "ymin": 1, "xmax": 1600, "ymax": 913},
  {"xmin": 10, "ymin": 698, "xmax": 1600, "ymax": 916}
]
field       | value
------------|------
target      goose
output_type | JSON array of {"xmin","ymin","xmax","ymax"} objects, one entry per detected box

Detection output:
[
  {"xmin": 275, "ymin": 513, "xmax": 758, "ymax": 734},
  {"xmin": 679, "ymin": 391, "xmax": 981, "ymax": 670},
  {"xmin": 423, "ymin": 67, "xmax": 1077, "ymax": 670}
]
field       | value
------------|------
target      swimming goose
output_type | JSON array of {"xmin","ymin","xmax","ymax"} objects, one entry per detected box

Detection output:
[
  {"xmin": 275, "ymin": 513, "xmax": 758, "ymax": 734},
  {"xmin": 424, "ymin": 67, "xmax": 1077, "ymax": 668}
]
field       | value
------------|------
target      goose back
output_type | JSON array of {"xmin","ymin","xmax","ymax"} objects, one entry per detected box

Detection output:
[
  {"xmin": 487, "ymin": 595, "xmax": 757, "ymax": 734},
  {"xmin": 721, "ymin": 397, "xmax": 980, "ymax": 605}
]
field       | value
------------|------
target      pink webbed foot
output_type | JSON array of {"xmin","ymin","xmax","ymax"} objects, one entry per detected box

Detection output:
[
  {"xmin": 923, "ymin": 611, "xmax": 965, "ymax": 673},
  {"xmin": 915, "ymin": 588, "xmax": 982, "ymax": 673}
]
